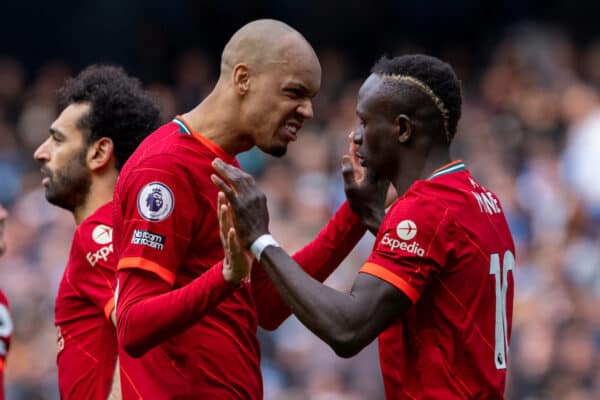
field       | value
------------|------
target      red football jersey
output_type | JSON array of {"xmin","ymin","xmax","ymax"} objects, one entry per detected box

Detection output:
[
  {"xmin": 113, "ymin": 117, "xmax": 262, "ymax": 399},
  {"xmin": 54, "ymin": 201, "xmax": 118, "ymax": 400},
  {"xmin": 360, "ymin": 161, "xmax": 515, "ymax": 399},
  {"xmin": 0, "ymin": 290, "xmax": 11, "ymax": 400},
  {"xmin": 113, "ymin": 116, "xmax": 366, "ymax": 399}
]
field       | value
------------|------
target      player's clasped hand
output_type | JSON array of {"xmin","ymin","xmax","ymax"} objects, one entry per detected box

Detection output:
[{"xmin": 211, "ymin": 158, "xmax": 270, "ymax": 248}]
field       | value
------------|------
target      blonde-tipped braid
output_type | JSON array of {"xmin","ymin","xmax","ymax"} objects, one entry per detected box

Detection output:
[{"xmin": 380, "ymin": 74, "xmax": 451, "ymax": 143}]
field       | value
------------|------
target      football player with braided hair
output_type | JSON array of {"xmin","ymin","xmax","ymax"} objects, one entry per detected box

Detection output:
[{"xmin": 215, "ymin": 54, "xmax": 516, "ymax": 399}]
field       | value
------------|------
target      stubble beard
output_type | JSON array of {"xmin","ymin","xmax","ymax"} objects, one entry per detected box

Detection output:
[
  {"xmin": 44, "ymin": 149, "xmax": 92, "ymax": 213},
  {"xmin": 268, "ymin": 144, "xmax": 287, "ymax": 158}
]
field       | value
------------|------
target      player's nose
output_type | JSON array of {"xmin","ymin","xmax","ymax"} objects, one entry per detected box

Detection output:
[
  {"xmin": 353, "ymin": 128, "xmax": 363, "ymax": 145},
  {"xmin": 33, "ymin": 138, "xmax": 51, "ymax": 162},
  {"xmin": 297, "ymin": 99, "xmax": 314, "ymax": 120}
]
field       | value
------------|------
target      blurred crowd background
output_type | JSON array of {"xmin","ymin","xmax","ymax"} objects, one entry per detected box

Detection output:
[{"xmin": 2, "ymin": 2, "xmax": 600, "ymax": 399}]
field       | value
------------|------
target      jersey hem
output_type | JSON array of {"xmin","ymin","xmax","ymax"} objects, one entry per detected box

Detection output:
[
  {"xmin": 117, "ymin": 257, "xmax": 175, "ymax": 286},
  {"xmin": 360, "ymin": 262, "xmax": 420, "ymax": 302}
]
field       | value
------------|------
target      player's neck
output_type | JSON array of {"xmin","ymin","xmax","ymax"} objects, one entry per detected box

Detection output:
[
  {"xmin": 182, "ymin": 92, "xmax": 253, "ymax": 157},
  {"xmin": 419, "ymin": 146, "xmax": 452, "ymax": 180},
  {"xmin": 72, "ymin": 174, "xmax": 116, "ymax": 225},
  {"xmin": 392, "ymin": 146, "xmax": 451, "ymax": 193}
]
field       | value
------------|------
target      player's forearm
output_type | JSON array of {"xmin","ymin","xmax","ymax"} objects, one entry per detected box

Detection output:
[
  {"xmin": 116, "ymin": 263, "xmax": 235, "ymax": 357},
  {"xmin": 259, "ymin": 246, "xmax": 370, "ymax": 357},
  {"xmin": 253, "ymin": 202, "xmax": 366, "ymax": 329}
]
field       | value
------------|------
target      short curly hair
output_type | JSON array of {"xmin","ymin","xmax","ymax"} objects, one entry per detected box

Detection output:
[
  {"xmin": 58, "ymin": 65, "xmax": 161, "ymax": 170},
  {"xmin": 372, "ymin": 55, "xmax": 462, "ymax": 142}
]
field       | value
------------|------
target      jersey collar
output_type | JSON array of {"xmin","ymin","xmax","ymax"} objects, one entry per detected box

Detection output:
[
  {"xmin": 428, "ymin": 160, "xmax": 465, "ymax": 180},
  {"xmin": 173, "ymin": 115, "xmax": 236, "ymax": 165}
]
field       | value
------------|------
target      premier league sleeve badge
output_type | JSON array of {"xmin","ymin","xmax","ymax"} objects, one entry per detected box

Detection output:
[{"xmin": 137, "ymin": 182, "xmax": 175, "ymax": 222}]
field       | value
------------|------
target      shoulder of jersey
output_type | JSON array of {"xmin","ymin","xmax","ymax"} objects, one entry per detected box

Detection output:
[
  {"xmin": 124, "ymin": 122, "xmax": 182, "ymax": 165},
  {"xmin": 78, "ymin": 205, "xmax": 114, "ymax": 249},
  {"xmin": 77, "ymin": 217, "xmax": 115, "ymax": 268},
  {"xmin": 386, "ymin": 192, "xmax": 458, "ymax": 240}
]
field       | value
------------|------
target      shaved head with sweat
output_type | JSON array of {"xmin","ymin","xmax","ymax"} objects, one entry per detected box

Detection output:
[{"xmin": 184, "ymin": 19, "xmax": 321, "ymax": 157}]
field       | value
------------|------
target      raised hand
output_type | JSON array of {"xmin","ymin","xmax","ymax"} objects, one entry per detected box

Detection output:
[
  {"xmin": 211, "ymin": 158, "xmax": 270, "ymax": 248},
  {"xmin": 218, "ymin": 192, "xmax": 254, "ymax": 284},
  {"xmin": 342, "ymin": 131, "xmax": 393, "ymax": 235}
]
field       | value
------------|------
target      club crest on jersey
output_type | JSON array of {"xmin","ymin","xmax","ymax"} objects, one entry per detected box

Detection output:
[
  {"xmin": 396, "ymin": 220, "xmax": 417, "ymax": 240},
  {"xmin": 92, "ymin": 224, "xmax": 113, "ymax": 245},
  {"xmin": 137, "ymin": 182, "xmax": 174, "ymax": 222}
]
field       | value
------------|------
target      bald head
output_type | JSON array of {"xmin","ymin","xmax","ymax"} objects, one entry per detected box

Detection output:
[
  {"xmin": 209, "ymin": 19, "xmax": 321, "ymax": 158},
  {"xmin": 220, "ymin": 19, "xmax": 317, "ymax": 76}
]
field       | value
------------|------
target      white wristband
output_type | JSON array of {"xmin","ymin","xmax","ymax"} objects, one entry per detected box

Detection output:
[{"xmin": 250, "ymin": 234, "xmax": 279, "ymax": 261}]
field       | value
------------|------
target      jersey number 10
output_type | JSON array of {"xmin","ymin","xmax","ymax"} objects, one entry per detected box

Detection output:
[{"xmin": 489, "ymin": 250, "xmax": 514, "ymax": 370}]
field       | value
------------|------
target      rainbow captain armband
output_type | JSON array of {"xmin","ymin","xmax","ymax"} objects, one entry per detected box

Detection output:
[{"xmin": 250, "ymin": 234, "xmax": 280, "ymax": 261}]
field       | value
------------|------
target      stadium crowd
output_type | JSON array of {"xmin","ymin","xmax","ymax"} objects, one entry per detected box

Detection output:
[{"xmin": 1, "ymin": 23, "xmax": 600, "ymax": 399}]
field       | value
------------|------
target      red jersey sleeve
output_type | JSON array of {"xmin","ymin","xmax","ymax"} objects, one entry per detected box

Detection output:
[
  {"xmin": 115, "ymin": 262, "xmax": 235, "ymax": 357},
  {"xmin": 360, "ymin": 199, "xmax": 453, "ymax": 303},
  {"xmin": 71, "ymin": 227, "xmax": 116, "ymax": 320},
  {"xmin": 114, "ymin": 155, "xmax": 237, "ymax": 356},
  {"xmin": 252, "ymin": 202, "xmax": 366, "ymax": 330},
  {"xmin": 115, "ymin": 155, "xmax": 208, "ymax": 286},
  {"xmin": 0, "ymin": 291, "xmax": 12, "ymax": 387}
]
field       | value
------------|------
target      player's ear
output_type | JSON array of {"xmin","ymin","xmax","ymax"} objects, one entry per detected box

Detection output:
[
  {"xmin": 87, "ymin": 137, "xmax": 114, "ymax": 171},
  {"xmin": 232, "ymin": 63, "xmax": 250, "ymax": 96},
  {"xmin": 396, "ymin": 114, "xmax": 413, "ymax": 144}
]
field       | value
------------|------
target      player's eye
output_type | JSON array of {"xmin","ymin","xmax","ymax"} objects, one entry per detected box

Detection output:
[
  {"xmin": 285, "ymin": 88, "xmax": 303, "ymax": 99},
  {"xmin": 50, "ymin": 131, "xmax": 66, "ymax": 143}
]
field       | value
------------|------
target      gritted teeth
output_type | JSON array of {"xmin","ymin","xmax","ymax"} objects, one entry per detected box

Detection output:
[{"xmin": 286, "ymin": 121, "xmax": 301, "ymax": 133}]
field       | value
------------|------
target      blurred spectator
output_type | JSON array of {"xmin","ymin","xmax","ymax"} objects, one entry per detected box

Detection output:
[
  {"xmin": 173, "ymin": 49, "xmax": 214, "ymax": 112},
  {"xmin": 560, "ymin": 82, "xmax": 600, "ymax": 219}
]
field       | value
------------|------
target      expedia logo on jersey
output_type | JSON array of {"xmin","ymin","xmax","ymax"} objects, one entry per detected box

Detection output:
[
  {"xmin": 131, "ymin": 229, "xmax": 165, "ymax": 250},
  {"xmin": 92, "ymin": 224, "xmax": 112, "ymax": 245},
  {"xmin": 380, "ymin": 220, "xmax": 425, "ymax": 257},
  {"xmin": 86, "ymin": 223, "xmax": 114, "ymax": 267},
  {"xmin": 87, "ymin": 244, "xmax": 114, "ymax": 267},
  {"xmin": 380, "ymin": 233, "xmax": 425, "ymax": 257}
]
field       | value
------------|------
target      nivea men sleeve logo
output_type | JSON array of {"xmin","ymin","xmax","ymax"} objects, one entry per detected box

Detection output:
[
  {"xmin": 137, "ymin": 182, "xmax": 174, "ymax": 222},
  {"xmin": 131, "ymin": 229, "xmax": 166, "ymax": 250}
]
